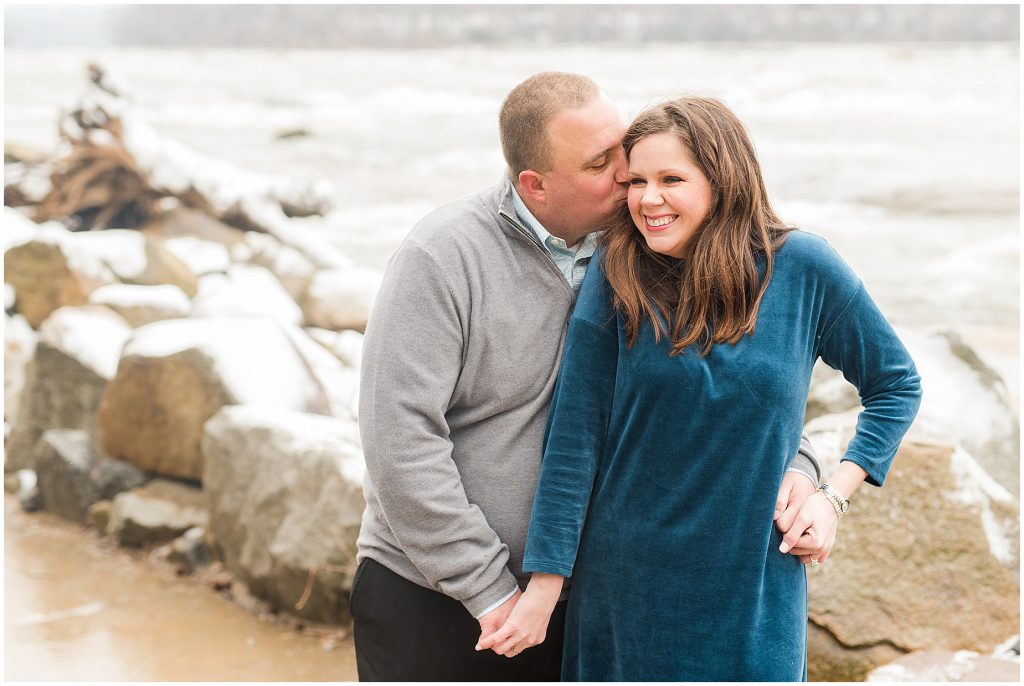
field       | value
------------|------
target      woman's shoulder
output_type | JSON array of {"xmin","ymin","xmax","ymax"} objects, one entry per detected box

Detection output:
[
  {"xmin": 775, "ymin": 229, "xmax": 863, "ymax": 295},
  {"xmin": 776, "ymin": 229, "xmax": 840, "ymax": 263}
]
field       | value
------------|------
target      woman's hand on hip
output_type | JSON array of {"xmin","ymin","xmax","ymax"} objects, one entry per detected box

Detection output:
[{"xmin": 779, "ymin": 491, "xmax": 838, "ymax": 564}]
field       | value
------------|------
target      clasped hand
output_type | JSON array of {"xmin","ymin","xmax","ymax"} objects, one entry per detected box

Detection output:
[
  {"xmin": 476, "ymin": 573, "xmax": 562, "ymax": 658},
  {"xmin": 775, "ymin": 472, "xmax": 838, "ymax": 565}
]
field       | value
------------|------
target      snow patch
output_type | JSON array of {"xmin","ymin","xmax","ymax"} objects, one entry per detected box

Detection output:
[
  {"xmin": 946, "ymin": 446, "xmax": 1016, "ymax": 564},
  {"xmin": 39, "ymin": 307, "xmax": 131, "ymax": 378}
]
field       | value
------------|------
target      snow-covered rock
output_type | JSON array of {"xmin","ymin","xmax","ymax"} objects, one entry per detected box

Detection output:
[
  {"xmin": 107, "ymin": 478, "xmax": 207, "ymax": 547},
  {"xmin": 97, "ymin": 317, "xmax": 342, "ymax": 480},
  {"xmin": 202, "ymin": 405, "xmax": 364, "ymax": 624},
  {"xmin": 162, "ymin": 236, "xmax": 232, "ymax": 277},
  {"xmin": 333, "ymin": 330, "xmax": 365, "ymax": 369},
  {"xmin": 301, "ymin": 266, "xmax": 382, "ymax": 331},
  {"xmin": 191, "ymin": 264, "xmax": 302, "ymax": 326},
  {"xmin": 4, "ymin": 313, "xmax": 37, "ymax": 424},
  {"xmin": 88, "ymin": 283, "xmax": 191, "ymax": 327},
  {"xmin": 804, "ymin": 427, "xmax": 1019, "ymax": 681},
  {"xmin": 244, "ymin": 231, "xmax": 316, "ymax": 300},
  {"xmin": 4, "ymin": 226, "xmax": 116, "ymax": 328},
  {"xmin": 806, "ymin": 328, "xmax": 1019, "ymax": 496},
  {"xmin": 65, "ymin": 229, "xmax": 198, "ymax": 297},
  {"xmin": 278, "ymin": 324, "xmax": 360, "ymax": 421},
  {"xmin": 5, "ymin": 306, "xmax": 131, "ymax": 471},
  {"xmin": 3, "ymin": 206, "xmax": 49, "ymax": 251}
]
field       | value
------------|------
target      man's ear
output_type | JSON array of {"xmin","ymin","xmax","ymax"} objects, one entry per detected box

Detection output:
[{"xmin": 517, "ymin": 170, "xmax": 546, "ymax": 203}]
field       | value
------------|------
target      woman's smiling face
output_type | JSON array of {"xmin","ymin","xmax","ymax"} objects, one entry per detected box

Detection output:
[{"xmin": 626, "ymin": 131, "xmax": 713, "ymax": 259}]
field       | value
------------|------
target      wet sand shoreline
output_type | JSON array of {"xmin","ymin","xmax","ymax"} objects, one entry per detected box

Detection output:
[{"xmin": 3, "ymin": 493, "xmax": 358, "ymax": 682}]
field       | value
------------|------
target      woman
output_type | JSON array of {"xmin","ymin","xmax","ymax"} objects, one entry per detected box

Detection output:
[{"xmin": 476, "ymin": 97, "xmax": 922, "ymax": 680}]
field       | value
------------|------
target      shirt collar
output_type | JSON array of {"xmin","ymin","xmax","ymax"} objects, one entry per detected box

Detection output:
[{"xmin": 510, "ymin": 185, "xmax": 573, "ymax": 250}]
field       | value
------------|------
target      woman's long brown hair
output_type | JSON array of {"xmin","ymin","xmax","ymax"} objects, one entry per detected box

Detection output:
[{"xmin": 601, "ymin": 97, "xmax": 792, "ymax": 356}]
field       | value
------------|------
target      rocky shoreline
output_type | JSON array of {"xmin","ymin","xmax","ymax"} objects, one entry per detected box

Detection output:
[{"xmin": 4, "ymin": 63, "xmax": 1019, "ymax": 681}]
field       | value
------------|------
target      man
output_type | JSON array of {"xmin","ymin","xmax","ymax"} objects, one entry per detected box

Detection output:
[{"xmin": 351, "ymin": 72, "xmax": 820, "ymax": 681}]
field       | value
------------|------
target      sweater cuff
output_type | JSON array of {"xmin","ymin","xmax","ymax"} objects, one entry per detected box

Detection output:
[
  {"xmin": 786, "ymin": 466, "xmax": 819, "ymax": 488},
  {"xmin": 462, "ymin": 569, "xmax": 520, "ymax": 619},
  {"xmin": 473, "ymin": 587, "xmax": 518, "ymax": 619}
]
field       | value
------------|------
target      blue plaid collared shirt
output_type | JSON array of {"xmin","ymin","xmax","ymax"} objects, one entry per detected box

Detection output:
[{"xmin": 511, "ymin": 186, "xmax": 599, "ymax": 298}]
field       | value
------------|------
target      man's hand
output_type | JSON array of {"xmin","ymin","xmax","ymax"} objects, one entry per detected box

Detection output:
[
  {"xmin": 476, "ymin": 589, "xmax": 522, "ymax": 651},
  {"xmin": 774, "ymin": 471, "xmax": 816, "ymax": 535}
]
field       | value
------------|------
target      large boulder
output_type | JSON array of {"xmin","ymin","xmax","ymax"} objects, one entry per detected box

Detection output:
[
  {"xmin": 88, "ymin": 283, "xmax": 191, "ymax": 327},
  {"xmin": 4, "ymin": 226, "xmax": 116, "ymax": 328},
  {"xmin": 107, "ymin": 478, "xmax": 207, "ymax": 547},
  {"xmin": 191, "ymin": 265, "xmax": 302, "ymax": 326},
  {"xmin": 202, "ymin": 405, "xmax": 364, "ymax": 624},
  {"xmin": 5, "ymin": 306, "xmax": 131, "ymax": 471},
  {"xmin": 805, "ymin": 328, "xmax": 1019, "ymax": 496},
  {"xmin": 97, "ymin": 317, "xmax": 344, "ymax": 480},
  {"xmin": 300, "ymin": 266, "xmax": 382, "ymax": 332},
  {"xmin": 804, "ymin": 415, "xmax": 1019, "ymax": 681},
  {"xmin": 33, "ymin": 428, "xmax": 146, "ymax": 524}
]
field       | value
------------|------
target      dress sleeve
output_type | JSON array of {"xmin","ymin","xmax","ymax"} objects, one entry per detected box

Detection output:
[
  {"xmin": 815, "ymin": 255, "xmax": 923, "ymax": 487},
  {"xmin": 522, "ymin": 265, "xmax": 619, "ymax": 577}
]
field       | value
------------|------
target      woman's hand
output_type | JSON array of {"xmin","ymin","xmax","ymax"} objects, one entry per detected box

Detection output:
[
  {"xmin": 476, "ymin": 573, "xmax": 563, "ymax": 657},
  {"xmin": 778, "ymin": 491, "xmax": 839, "ymax": 565}
]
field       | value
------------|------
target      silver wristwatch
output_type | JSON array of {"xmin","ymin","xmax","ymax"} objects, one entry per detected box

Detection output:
[{"xmin": 817, "ymin": 482, "xmax": 850, "ymax": 518}]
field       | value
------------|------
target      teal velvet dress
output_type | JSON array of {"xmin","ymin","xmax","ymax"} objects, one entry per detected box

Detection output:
[{"xmin": 522, "ymin": 231, "xmax": 922, "ymax": 681}]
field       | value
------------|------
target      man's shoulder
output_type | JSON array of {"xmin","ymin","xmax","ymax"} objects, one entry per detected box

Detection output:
[{"xmin": 401, "ymin": 183, "xmax": 507, "ymax": 258}]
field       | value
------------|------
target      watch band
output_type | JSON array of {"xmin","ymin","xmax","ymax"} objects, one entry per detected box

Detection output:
[{"xmin": 817, "ymin": 481, "xmax": 850, "ymax": 518}]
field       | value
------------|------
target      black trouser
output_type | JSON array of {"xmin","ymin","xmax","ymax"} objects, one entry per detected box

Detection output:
[{"xmin": 350, "ymin": 558, "xmax": 567, "ymax": 681}]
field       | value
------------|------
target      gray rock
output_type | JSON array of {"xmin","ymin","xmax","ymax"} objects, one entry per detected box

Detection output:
[
  {"xmin": 88, "ymin": 499, "xmax": 113, "ymax": 533},
  {"xmin": 5, "ymin": 306, "xmax": 130, "ymax": 471},
  {"xmin": 33, "ymin": 429, "xmax": 102, "ymax": 523},
  {"xmin": 867, "ymin": 650, "xmax": 1020, "ymax": 682},
  {"xmin": 803, "ymin": 430, "xmax": 1019, "ymax": 681},
  {"xmin": 33, "ymin": 429, "xmax": 147, "ymax": 524},
  {"xmin": 19, "ymin": 483, "xmax": 42, "ymax": 512},
  {"xmin": 202, "ymin": 405, "xmax": 364, "ymax": 624},
  {"xmin": 94, "ymin": 458, "xmax": 147, "ymax": 500},
  {"xmin": 166, "ymin": 526, "xmax": 213, "ymax": 572},
  {"xmin": 108, "ymin": 479, "xmax": 207, "ymax": 547}
]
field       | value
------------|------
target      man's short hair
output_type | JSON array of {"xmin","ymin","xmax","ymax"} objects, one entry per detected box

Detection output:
[{"xmin": 499, "ymin": 72, "xmax": 600, "ymax": 180}]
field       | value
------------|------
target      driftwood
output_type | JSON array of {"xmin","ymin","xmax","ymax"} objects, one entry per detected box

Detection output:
[{"xmin": 17, "ymin": 61, "xmax": 333, "ymax": 232}]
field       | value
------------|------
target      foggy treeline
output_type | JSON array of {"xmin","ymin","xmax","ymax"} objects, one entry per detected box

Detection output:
[{"xmin": 104, "ymin": 4, "xmax": 1018, "ymax": 47}]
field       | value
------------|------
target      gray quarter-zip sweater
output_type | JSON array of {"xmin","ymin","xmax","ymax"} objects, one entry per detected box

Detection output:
[{"xmin": 356, "ymin": 177, "xmax": 820, "ymax": 618}]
